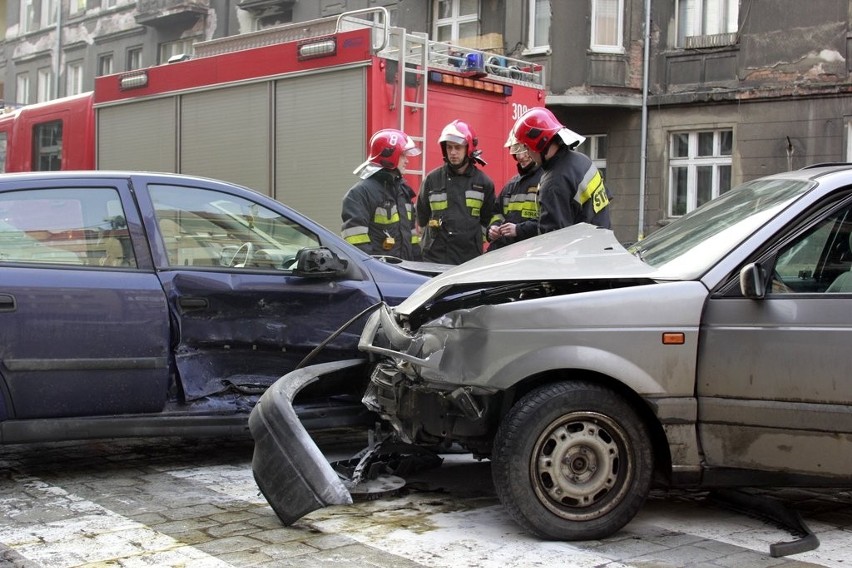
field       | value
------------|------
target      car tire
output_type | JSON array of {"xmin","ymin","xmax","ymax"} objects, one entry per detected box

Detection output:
[{"xmin": 492, "ymin": 380, "xmax": 653, "ymax": 541}]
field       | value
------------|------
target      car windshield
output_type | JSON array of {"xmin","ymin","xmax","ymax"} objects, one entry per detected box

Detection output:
[{"xmin": 630, "ymin": 178, "xmax": 814, "ymax": 279}]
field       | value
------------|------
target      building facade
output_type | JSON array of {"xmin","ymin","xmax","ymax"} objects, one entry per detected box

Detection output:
[{"xmin": 2, "ymin": 0, "xmax": 850, "ymax": 243}]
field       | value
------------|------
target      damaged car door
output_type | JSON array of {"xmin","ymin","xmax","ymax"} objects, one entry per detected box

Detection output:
[{"xmin": 136, "ymin": 178, "xmax": 394, "ymax": 407}]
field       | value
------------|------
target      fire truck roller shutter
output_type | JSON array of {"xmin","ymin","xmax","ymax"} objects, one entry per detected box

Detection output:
[
  {"xmin": 97, "ymin": 98, "xmax": 177, "ymax": 171},
  {"xmin": 180, "ymin": 83, "xmax": 271, "ymax": 194},
  {"xmin": 275, "ymin": 67, "xmax": 366, "ymax": 232}
]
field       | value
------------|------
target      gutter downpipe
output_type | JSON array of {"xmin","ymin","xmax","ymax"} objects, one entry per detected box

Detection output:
[
  {"xmin": 54, "ymin": 2, "xmax": 63, "ymax": 99},
  {"xmin": 637, "ymin": 0, "xmax": 651, "ymax": 242}
]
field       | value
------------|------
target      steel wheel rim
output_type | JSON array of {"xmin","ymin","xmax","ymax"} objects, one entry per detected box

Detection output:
[{"xmin": 530, "ymin": 411, "xmax": 633, "ymax": 521}]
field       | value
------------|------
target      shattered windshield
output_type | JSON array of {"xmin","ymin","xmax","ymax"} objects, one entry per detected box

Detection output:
[{"xmin": 630, "ymin": 178, "xmax": 813, "ymax": 278}]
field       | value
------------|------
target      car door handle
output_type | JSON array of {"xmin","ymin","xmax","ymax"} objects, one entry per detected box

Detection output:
[
  {"xmin": 0, "ymin": 294, "xmax": 16, "ymax": 312},
  {"xmin": 178, "ymin": 297, "xmax": 209, "ymax": 310}
]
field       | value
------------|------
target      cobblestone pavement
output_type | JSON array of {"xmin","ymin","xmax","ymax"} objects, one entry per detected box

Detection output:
[{"xmin": 0, "ymin": 431, "xmax": 850, "ymax": 567}]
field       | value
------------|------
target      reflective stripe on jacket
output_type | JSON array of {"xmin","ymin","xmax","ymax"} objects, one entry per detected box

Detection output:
[
  {"xmin": 341, "ymin": 170, "xmax": 420, "ymax": 260},
  {"xmin": 416, "ymin": 163, "xmax": 496, "ymax": 265}
]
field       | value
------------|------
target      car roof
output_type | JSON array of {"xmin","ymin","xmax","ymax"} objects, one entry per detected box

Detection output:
[{"xmin": 0, "ymin": 170, "xmax": 223, "ymax": 184}]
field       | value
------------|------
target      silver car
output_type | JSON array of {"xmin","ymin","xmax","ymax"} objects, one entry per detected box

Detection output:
[{"xmin": 250, "ymin": 164, "xmax": 852, "ymax": 542}]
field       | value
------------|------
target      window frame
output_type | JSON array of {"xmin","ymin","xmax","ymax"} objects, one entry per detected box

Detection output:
[
  {"xmin": 676, "ymin": 0, "xmax": 739, "ymax": 47},
  {"xmin": 69, "ymin": 0, "xmax": 86, "ymax": 16},
  {"xmin": 97, "ymin": 53, "xmax": 114, "ymax": 76},
  {"xmin": 158, "ymin": 38, "xmax": 196, "ymax": 65},
  {"xmin": 16, "ymin": 73, "xmax": 31, "ymax": 106},
  {"xmin": 668, "ymin": 128, "xmax": 733, "ymax": 217},
  {"xmin": 36, "ymin": 67, "xmax": 53, "ymax": 103},
  {"xmin": 432, "ymin": 0, "xmax": 479, "ymax": 44},
  {"xmin": 66, "ymin": 60, "xmax": 84, "ymax": 96},
  {"xmin": 126, "ymin": 46, "xmax": 143, "ymax": 71},
  {"xmin": 40, "ymin": 0, "xmax": 58, "ymax": 28},
  {"xmin": 579, "ymin": 134, "xmax": 608, "ymax": 181},
  {"xmin": 524, "ymin": 0, "xmax": 551, "ymax": 55},
  {"xmin": 20, "ymin": 0, "xmax": 36, "ymax": 33},
  {"xmin": 590, "ymin": 0, "xmax": 624, "ymax": 54}
]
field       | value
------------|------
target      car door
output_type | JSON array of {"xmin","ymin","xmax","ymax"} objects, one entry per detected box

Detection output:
[
  {"xmin": 0, "ymin": 178, "xmax": 170, "ymax": 421},
  {"xmin": 132, "ymin": 176, "xmax": 386, "ymax": 403},
  {"xmin": 697, "ymin": 195, "xmax": 852, "ymax": 479}
]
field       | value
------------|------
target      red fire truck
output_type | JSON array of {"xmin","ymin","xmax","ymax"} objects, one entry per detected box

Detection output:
[{"xmin": 0, "ymin": 8, "xmax": 545, "ymax": 231}]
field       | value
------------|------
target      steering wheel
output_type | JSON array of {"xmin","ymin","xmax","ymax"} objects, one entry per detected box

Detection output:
[{"xmin": 227, "ymin": 242, "xmax": 255, "ymax": 267}]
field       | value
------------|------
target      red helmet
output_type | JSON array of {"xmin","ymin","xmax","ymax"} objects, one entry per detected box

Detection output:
[
  {"xmin": 439, "ymin": 120, "xmax": 486, "ymax": 164},
  {"xmin": 510, "ymin": 107, "xmax": 564, "ymax": 153},
  {"xmin": 354, "ymin": 129, "xmax": 420, "ymax": 178}
]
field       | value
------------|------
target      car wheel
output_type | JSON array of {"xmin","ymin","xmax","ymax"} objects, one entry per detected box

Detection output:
[{"xmin": 492, "ymin": 381, "xmax": 653, "ymax": 541}]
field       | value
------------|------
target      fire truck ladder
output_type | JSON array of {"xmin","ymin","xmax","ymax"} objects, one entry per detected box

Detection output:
[{"xmin": 394, "ymin": 29, "xmax": 429, "ymax": 189}]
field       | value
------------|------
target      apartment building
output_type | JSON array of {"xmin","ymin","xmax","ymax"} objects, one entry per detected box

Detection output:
[{"xmin": 1, "ymin": 0, "xmax": 849, "ymax": 243}]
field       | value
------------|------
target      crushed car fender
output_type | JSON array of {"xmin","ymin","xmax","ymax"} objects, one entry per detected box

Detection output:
[{"xmin": 249, "ymin": 359, "xmax": 365, "ymax": 524}]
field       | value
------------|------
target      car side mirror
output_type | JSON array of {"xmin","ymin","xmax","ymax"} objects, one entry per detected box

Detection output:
[
  {"xmin": 292, "ymin": 247, "xmax": 348, "ymax": 278},
  {"xmin": 739, "ymin": 262, "xmax": 767, "ymax": 299}
]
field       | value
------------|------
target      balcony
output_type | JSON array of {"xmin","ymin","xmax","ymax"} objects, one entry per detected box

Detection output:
[{"xmin": 136, "ymin": 0, "xmax": 210, "ymax": 28}]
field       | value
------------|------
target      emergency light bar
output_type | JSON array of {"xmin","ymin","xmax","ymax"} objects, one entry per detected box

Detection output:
[
  {"xmin": 298, "ymin": 38, "xmax": 337, "ymax": 60},
  {"xmin": 119, "ymin": 71, "xmax": 149, "ymax": 91},
  {"xmin": 428, "ymin": 71, "xmax": 513, "ymax": 96}
]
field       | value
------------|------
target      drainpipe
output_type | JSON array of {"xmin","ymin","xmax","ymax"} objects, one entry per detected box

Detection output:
[
  {"xmin": 637, "ymin": 0, "xmax": 651, "ymax": 242},
  {"xmin": 54, "ymin": 1, "xmax": 63, "ymax": 99}
]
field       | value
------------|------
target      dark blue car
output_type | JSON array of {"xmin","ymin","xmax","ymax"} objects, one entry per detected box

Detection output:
[{"xmin": 0, "ymin": 171, "xmax": 434, "ymax": 443}]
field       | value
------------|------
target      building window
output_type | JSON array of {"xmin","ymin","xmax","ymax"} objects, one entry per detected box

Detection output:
[
  {"xmin": 127, "ymin": 46, "xmax": 143, "ymax": 71},
  {"xmin": 669, "ymin": 129, "xmax": 732, "ymax": 216},
  {"xmin": 677, "ymin": 0, "xmax": 739, "ymax": 47},
  {"xmin": 432, "ymin": 0, "xmax": 478, "ymax": 43},
  {"xmin": 21, "ymin": 0, "xmax": 36, "ymax": 33},
  {"xmin": 69, "ymin": 0, "xmax": 86, "ymax": 16},
  {"xmin": 524, "ymin": 0, "xmax": 550, "ymax": 53},
  {"xmin": 66, "ymin": 60, "xmax": 84, "ymax": 96},
  {"xmin": 579, "ymin": 135, "xmax": 608, "ymax": 181},
  {"xmin": 591, "ymin": 0, "xmax": 623, "ymax": 53},
  {"xmin": 102, "ymin": 0, "xmax": 117, "ymax": 8},
  {"xmin": 16, "ymin": 73, "xmax": 31, "ymax": 105},
  {"xmin": 37, "ymin": 67, "xmax": 53, "ymax": 102},
  {"xmin": 98, "ymin": 53, "xmax": 114, "ymax": 76},
  {"xmin": 40, "ymin": 0, "xmax": 58, "ymax": 27},
  {"xmin": 158, "ymin": 38, "xmax": 196, "ymax": 64}
]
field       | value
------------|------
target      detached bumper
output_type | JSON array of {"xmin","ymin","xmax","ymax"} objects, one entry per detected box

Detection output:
[{"xmin": 249, "ymin": 359, "xmax": 366, "ymax": 524}]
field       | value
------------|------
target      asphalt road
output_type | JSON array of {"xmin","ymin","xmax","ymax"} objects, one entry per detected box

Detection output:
[{"xmin": 0, "ymin": 430, "xmax": 850, "ymax": 567}]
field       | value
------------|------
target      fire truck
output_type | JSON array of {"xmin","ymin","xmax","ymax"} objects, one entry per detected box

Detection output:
[{"xmin": 0, "ymin": 8, "xmax": 545, "ymax": 231}]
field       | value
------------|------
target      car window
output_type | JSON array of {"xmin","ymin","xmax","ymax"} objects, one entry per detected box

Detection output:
[
  {"xmin": 771, "ymin": 205, "xmax": 852, "ymax": 294},
  {"xmin": 631, "ymin": 178, "xmax": 812, "ymax": 279},
  {"xmin": 0, "ymin": 187, "xmax": 136, "ymax": 267},
  {"xmin": 149, "ymin": 184, "xmax": 320, "ymax": 270}
]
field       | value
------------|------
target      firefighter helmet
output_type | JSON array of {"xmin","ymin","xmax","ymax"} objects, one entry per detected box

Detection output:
[
  {"xmin": 354, "ymin": 129, "xmax": 421, "ymax": 179},
  {"xmin": 504, "ymin": 132, "xmax": 528, "ymax": 155},
  {"xmin": 510, "ymin": 107, "xmax": 585, "ymax": 153},
  {"xmin": 439, "ymin": 120, "xmax": 486, "ymax": 165}
]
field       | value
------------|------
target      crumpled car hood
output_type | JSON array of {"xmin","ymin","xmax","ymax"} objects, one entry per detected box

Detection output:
[{"xmin": 394, "ymin": 224, "xmax": 655, "ymax": 316}]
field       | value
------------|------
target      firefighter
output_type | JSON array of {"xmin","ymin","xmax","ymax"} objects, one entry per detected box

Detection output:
[
  {"xmin": 486, "ymin": 134, "xmax": 544, "ymax": 251},
  {"xmin": 342, "ymin": 129, "xmax": 422, "ymax": 260},
  {"xmin": 509, "ymin": 107, "xmax": 611, "ymax": 232},
  {"xmin": 417, "ymin": 119, "xmax": 497, "ymax": 265}
]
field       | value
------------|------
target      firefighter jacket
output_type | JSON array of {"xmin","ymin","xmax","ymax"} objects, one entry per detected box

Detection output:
[
  {"xmin": 487, "ymin": 162, "xmax": 543, "ymax": 251},
  {"xmin": 538, "ymin": 145, "xmax": 611, "ymax": 232},
  {"xmin": 416, "ymin": 162, "xmax": 497, "ymax": 265},
  {"xmin": 341, "ymin": 169, "xmax": 421, "ymax": 260}
]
